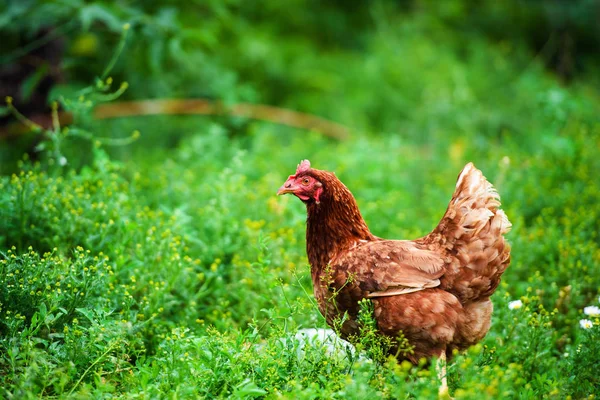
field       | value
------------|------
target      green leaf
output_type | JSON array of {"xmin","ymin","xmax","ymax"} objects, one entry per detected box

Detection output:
[
  {"xmin": 232, "ymin": 379, "xmax": 267, "ymax": 398},
  {"xmin": 20, "ymin": 64, "xmax": 49, "ymax": 102},
  {"xmin": 79, "ymin": 4, "xmax": 122, "ymax": 32},
  {"xmin": 76, "ymin": 307, "xmax": 95, "ymax": 323}
]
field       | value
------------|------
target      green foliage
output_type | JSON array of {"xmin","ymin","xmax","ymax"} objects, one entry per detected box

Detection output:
[
  {"xmin": 349, "ymin": 299, "xmax": 413, "ymax": 364},
  {"xmin": 0, "ymin": 247, "xmax": 145, "ymax": 398},
  {"xmin": 2, "ymin": 1, "xmax": 600, "ymax": 398}
]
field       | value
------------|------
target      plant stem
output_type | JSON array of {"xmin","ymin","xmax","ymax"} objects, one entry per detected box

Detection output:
[{"xmin": 67, "ymin": 340, "xmax": 118, "ymax": 396}]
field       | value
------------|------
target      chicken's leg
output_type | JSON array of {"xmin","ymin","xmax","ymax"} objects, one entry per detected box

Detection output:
[{"xmin": 436, "ymin": 349, "xmax": 452, "ymax": 399}]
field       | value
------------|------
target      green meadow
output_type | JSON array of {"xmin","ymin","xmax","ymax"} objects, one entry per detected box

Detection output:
[{"xmin": 1, "ymin": 2, "xmax": 599, "ymax": 398}]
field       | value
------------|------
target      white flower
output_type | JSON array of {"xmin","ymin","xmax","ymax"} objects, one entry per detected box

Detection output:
[
  {"xmin": 58, "ymin": 156, "xmax": 68, "ymax": 166},
  {"xmin": 584, "ymin": 306, "xmax": 600, "ymax": 316},
  {"xmin": 580, "ymin": 319, "xmax": 593, "ymax": 329},
  {"xmin": 508, "ymin": 300, "xmax": 523, "ymax": 310}
]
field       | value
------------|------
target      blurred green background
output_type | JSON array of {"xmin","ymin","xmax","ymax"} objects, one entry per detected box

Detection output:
[{"xmin": 1, "ymin": 1, "xmax": 599, "ymax": 398}]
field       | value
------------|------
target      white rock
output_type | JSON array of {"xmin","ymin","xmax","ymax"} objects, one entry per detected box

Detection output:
[{"xmin": 291, "ymin": 328, "xmax": 358, "ymax": 361}]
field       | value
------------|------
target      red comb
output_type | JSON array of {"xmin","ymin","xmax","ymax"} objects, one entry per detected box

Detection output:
[{"xmin": 296, "ymin": 160, "xmax": 311, "ymax": 174}]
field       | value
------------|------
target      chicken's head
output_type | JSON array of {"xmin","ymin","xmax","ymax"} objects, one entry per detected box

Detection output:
[{"xmin": 277, "ymin": 160, "xmax": 324, "ymax": 204}]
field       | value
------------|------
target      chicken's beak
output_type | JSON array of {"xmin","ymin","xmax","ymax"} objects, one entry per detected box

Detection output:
[
  {"xmin": 277, "ymin": 186, "xmax": 292, "ymax": 195},
  {"xmin": 277, "ymin": 176, "xmax": 297, "ymax": 196},
  {"xmin": 277, "ymin": 184, "xmax": 295, "ymax": 196}
]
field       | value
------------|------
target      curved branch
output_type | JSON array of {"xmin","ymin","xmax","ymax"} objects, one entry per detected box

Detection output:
[{"xmin": 1, "ymin": 99, "xmax": 350, "ymax": 140}]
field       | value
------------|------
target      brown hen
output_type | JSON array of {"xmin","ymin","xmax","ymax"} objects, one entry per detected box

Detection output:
[{"xmin": 278, "ymin": 160, "xmax": 511, "ymax": 394}]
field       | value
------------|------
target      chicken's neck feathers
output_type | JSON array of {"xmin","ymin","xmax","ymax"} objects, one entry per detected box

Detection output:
[{"xmin": 305, "ymin": 172, "xmax": 375, "ymax": 273}]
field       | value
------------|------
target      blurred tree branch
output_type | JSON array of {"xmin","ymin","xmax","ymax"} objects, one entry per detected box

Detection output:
[{"xmin": 0, "ymin": 99, "xmax": 350, "ymax": 141}]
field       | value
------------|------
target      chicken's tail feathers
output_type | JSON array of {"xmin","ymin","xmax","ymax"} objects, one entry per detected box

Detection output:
[
  {"xmin": 451, "ymin": 162, "xmax": 512, "ymax": 235},
  {"xmin": 425, "ymin": 163, "xmax": 512, "ymax": 303}
]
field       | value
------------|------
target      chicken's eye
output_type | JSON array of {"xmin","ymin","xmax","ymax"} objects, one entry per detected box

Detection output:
[{"xmin": 301, "ymin": 177, "xmax": 310, "ymax": 185}]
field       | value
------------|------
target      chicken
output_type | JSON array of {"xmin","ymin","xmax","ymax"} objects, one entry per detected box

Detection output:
[{"xmin": 277, "ymin": 160, "xmax": 511, "ymax": 395}]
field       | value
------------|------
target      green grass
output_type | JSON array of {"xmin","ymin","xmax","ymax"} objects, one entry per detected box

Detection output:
[{"xmin": 2, "ymin": 3, "xmax": 600, "ymax": 399}]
